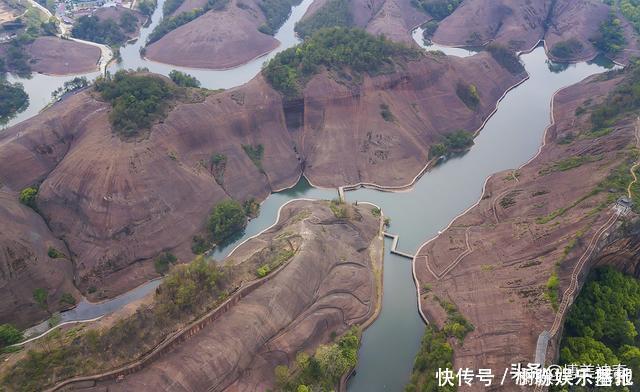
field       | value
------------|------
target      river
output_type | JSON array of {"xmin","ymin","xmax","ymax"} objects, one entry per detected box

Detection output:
[{"xmin": 7, "ymin": 6, "xmax": 615, "ymax": 391}]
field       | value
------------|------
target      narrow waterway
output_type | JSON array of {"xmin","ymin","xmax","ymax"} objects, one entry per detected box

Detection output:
[
  {"xmin": 3, "ymin": 0, "xmax": 313, "ymax": 128},
  {"xmin": 9, "ymin": 13, "xmax": 616, "ymax": 391},
  {"xmin": 345, "ymin": 46, "xmax": 613, "ymax": 391}
]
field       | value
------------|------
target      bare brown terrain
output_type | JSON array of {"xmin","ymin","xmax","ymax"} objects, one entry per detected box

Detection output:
[
  {"xmin": 25, "ymin": 36, "xmax": 101, "ymax": 75},
  {"xmin": 52, "ymin": 200, "xmax": 382, "ymax": 391},
  {"xmin": 145, "ymin": 0, "xmax": 279, "ymax": 69},
  {"xmin": 0, "ymin": 189, "xmax": 78, "ymax": 327},
  {"xmin": 0, "ymin": 51, "xmax": 521, "ymax": 326},
  {"xmin": 0, "ymin": 36, "xmax": 101, "ymax": 75},
  {"xmin": 413, "ymin": 70, "xmax": 638, "ymax": 386},
  {"xmin": 433, "ymin": 0, "xmax": 639, "ymax": 64}
]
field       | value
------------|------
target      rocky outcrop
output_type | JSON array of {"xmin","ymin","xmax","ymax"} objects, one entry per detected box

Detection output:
[
  {"xmin": 0, "ymin": 51, "xmax": 519, "ymax": 325},
  {"xmin": 413, "ymin": 70, "xmax": 637, "ymax": 387},
  {"xmin": 83, "ymin": 200, "xmax": 382, "ymax": 391},
  {"xmin": 13, "ymin": 36, "xmax": 101, "ymax": 75},
  {"xmin": 0, "ymin": 189, "xmax": 77, "ymax": 327}
]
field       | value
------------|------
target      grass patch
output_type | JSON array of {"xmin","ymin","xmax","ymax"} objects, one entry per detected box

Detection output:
[
  {"xmin": 47, "ymin": 247, "xmax": 65, "ymax": 259},
  {"xmin": 242, "ymin": 144, "xmax": 264, "ymax": 172}
]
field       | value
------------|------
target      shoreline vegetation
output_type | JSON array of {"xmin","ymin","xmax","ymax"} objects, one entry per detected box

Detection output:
[{"xmin": 1, "ymin": 201, "xmax": 379, "ymax": 392}]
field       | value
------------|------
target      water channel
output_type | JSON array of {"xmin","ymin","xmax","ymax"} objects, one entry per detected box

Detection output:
[{"xmin": 7, "ymin": 5, "xmax": 615, "ymax": 390}]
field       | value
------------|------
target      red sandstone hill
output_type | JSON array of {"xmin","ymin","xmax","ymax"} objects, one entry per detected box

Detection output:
[
  {"xmin": 414, "ymin": 71, "xmax": 638, "ymax": 386},
  {"xmin": 0, "ymin": 51, "xmax": 521, "ymax": 326}
]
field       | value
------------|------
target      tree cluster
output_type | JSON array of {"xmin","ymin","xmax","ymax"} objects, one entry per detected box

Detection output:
[
  {"xmin": 591, "ymin": 13, "xmax": 626, "ymax": 56},
  {"xmin": 411, "ymin": 0, "xmax": 461, "ymax": 20},
  {"xmin": 257, "ymin": 0, "xmax": 301, "ymax": 35},
  {"xmin": 263, "ymin": 27, "xmax": 421, "ymax": 97},
  {"xmin": 94, "ymin": 70, "xmax": 175, "ymax": 137},
  {"xmin": 0, "ymin": 80, "xmax": 29, "ymax": 124},
  {"xmin": 72, "ymin": 13, "xmax": 138, "ymax": 47},
  {"xmin": 293, "ymin": 0, "xmax": 352, "ymax": 39}
]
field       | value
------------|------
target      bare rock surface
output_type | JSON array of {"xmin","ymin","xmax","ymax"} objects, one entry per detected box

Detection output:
[
  {"xmin": 25, "ymin": 36, "xmax": 101, "ymax": 75},
  {"xmin": 0, "ymin": 189, "xmax": 77, "ymax": 327},
  {"xmin": 0, "ymin": 52, "xmax": 519, "ymax": 325},
  {"xmin": 92, "ymin": 200, "xmax": 382, "ymax": 391},
  {"xmin": 414, "ymin": 71, "xmax": 637, "ymax": 385}
]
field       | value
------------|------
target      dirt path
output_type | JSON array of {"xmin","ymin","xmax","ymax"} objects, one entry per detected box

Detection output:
[{"xmin": 627, "ymin": 117, "xmax": 640, "ymax": 199}]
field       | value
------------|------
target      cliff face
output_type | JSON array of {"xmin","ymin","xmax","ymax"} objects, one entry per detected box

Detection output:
[
  {"xmin": 413, "ymin": 70, "xmax": 637, "ymax": 386},
  {"xmin": 90, "ymin": 200, "xmax": 382, "ymax": 391},
  {"xmin": 0, "ymin": 52, "xmax": 519, "ymax": 325}
]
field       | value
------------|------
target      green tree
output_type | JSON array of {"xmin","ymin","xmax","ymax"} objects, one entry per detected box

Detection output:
[
  {"xmin": 19, "ymin": 186, "xmax": 38, "ymax": 209},
  {"xmin": 0, "ymin": 324, "xmax": 23, "ymax": 348},
  {"xmin": 207, "ymin": 200, "xmax": 247, "ymax": 243},
  {"xmin": 169, "ymin": 70, "xmax": 201, "ymax": 87}
]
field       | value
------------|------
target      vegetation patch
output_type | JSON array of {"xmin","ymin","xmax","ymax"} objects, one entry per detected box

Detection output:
[
  {"xmin": 429, "ymin": 130, "xmax": 474, "ymax": 158},
  {"xmin": 95, "ymin": 71, "xmax": 176, "ymax": 137},
  {"xmin": 486, "ymin": 44, "xmax": 525, "ymax": 75},
  {"xmin": 370, "ymin": 207, "xmax": 381, "ymax": 217},
  {"xmin": 411, "ymin": 0, "xmax": 461, "ymax": 20},
  {"xmin": 210, "ymin": 153, "xmax": 227, "ymax": 184},
  {"xmin": 263, "ymin": 27, "xmax": 421, "ymax": 98},
  {"xmin": 590, "ymin": 61, "xmax": 640, "ymax": 132},
  {"xmin": 406, "ymin": 325, "xmax": 456, "ymax": 392},
  {"xmin": 329, "ymin": 199, "xmax": 348, "ymax": 219},
  {"xmin": 379, "ymin": 103, "xmax": 395, "ymax": 122},
  {"xmin": 169, "ymin": 70, "xmax": 201, "ymax": 87},
  {"xmin": 591, "ymin": 12, "xmax": 626, "ymax": 56},
  {"xmin": 274, "ymin": 327, "xmax": 360, "ymax": 391},
  {"xmin": 437, "ymin": 298, "xmax": 474, "ymax": 341},
  {"xmin": 51, "ymin": 77, "xmax": 89, "ymax": 101},
  {"xmin": 550, "ymin": 38, "xmax": 584, "ymax": 60},
  {"xmin": 0, "ymin": 324, "xmax": 22, "ymax": 350},
  {"xmin": 257, "ymin": 0, "xmax": 302, "ymax": 35},
  {"xmin": 242, "ymin": 144, "xmax": 265, "ymax": 172},
  {"xmin": 72, "ymin": 12, "xmax": 138, "ymax": 47},
  {"xmin": 0, "ymin": 81, "xmax": 29, "ymax": 124},
  {"xmin": 208, "ymin": 199, "xmax": 247, "ymax": 244},
  {"xmin": 294, "ymin": 0, "xmax": 351, "ymax": 38},
  {"xmin": 146, "ymin": 0, "xmax": 228, "ymax": 45},
  {"xmin": 538, "ymin": 154, "xmax": 602, "ymax": 175},
  {"xmin": 455, "ymin": 82, "xmax": 480, "ymax": 110},
  {"xmin": 47, "ymin": 247, "xmax": 65, "ymax": 259},
  {"xmin": 18, "ymin": 186, "xmax": 38, "ymax": 210},
  {"xmin": 33, "ymin": 288, "xmax": 48, "ymax": 308},
  {"xmin": 162, "ymin": 0, "xmax": 185, "ymax": 16},
  {"xmin": 242, "ymin": 198, "xmax": 260, "ymax": 218},
  {"xmin": 421, "ymin": 20, "xmax": 439, "ymax": 42},
  {"xmin": 544, "ymin": 270, "xmax": 559, "ymax": 310},
  {"xmin": 154, "ymin": 251, "xmax": 177, "ymax": 275},
  {"xmin": 557, "ymin": 267, "xmax": 640, "ymax": 386}
]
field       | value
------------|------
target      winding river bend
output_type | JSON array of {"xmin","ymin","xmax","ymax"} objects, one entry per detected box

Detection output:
[{"xmin": 8, "ymin": 6, "xmax": 615, "ymax": 390}]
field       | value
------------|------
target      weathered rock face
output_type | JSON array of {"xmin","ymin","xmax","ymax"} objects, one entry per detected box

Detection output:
[
  {"xmin": 0, "ymin": 190, "xmax": 77, "ymax": 327},
  {"xmin": 92, "ymin": 200, "xmax": 382, "ymax": 391},
  {"xmin": 145, "ymin": 0, "xmax": 280, "ymax": 69},
  {"xmin": 413, "ymin": 71, "xmax": 636, "ymax": 387},
  {"xmin": 0, "ymin": 52, "xmax": 519, "ymax": 325},
  {"xmin": 432, "ymin": 0, "xmax": 639, "ymax": 64}
]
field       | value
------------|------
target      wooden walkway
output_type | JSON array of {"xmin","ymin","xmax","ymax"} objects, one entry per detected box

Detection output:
[{"xmin": 383, "ymin": 232, "xmax": 415, "ymax": 259}]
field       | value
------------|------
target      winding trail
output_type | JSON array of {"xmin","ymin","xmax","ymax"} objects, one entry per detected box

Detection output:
[
  {"xmin": 627, "ymin": 117, "xmax": 640, "ymax": 199},
  {"xmin": 419, "ymin": 227, "xmax": 472, "ymax": 281}
]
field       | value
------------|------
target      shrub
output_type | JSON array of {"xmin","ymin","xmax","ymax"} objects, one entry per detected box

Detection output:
[
  {"xmin": 207, "ymin": 200, "xmax": 247, "ymax": 243},
  {"xmin": 379, "ymin": 103, "xmax": 395, "ymax": 122},
  {"xmin": 242, "ymin": 144, "xmax": 264, "ymax": 171},
  {"xmin": 33, "ymin": 288, "xmax": 47, "ymax": 308},
  {"xmin": 429, "ymin": 129, "xmax": 474, "ymax": 158},
  {"xmin": 169, "ymin": 70, "xmax": 201, "ymax": 87},
  {"xmin": 486, "ymin": 44, "xmax": 525, "ymax": 75},
  {"xmin": 94, "ymin": 71, "xmax": 175, "ymax": 137},
  {"xmin": 456, "ymin": 82, "xmax": 480, "ymax": 110},
  {"xmin": 0, "ymin": 81, "xmax": 29, "ymax": 123},
  {"xmin": 47, "ymin": 247, "xmax": 65, "ymax": 259},
  {"xmin": 370, "ymin": 207, "xmax": 381, "ymax": 217},
  {"xmin": 0, "ymin": 324, "xmax": 22, "ymax": 348},
  {"xmin": 191, "ymin": 235, "xmax": 210, "ymax": 254},
  {"xmin": 329, "ymin": 199, "xmax": 347, "ymax": 219},
  {"xmin": 163, "ymin": 0, "xmax": 185, "ymax": 16},
  {"xmin": 545, "ymin": 271, "xmax": 559, "ymax": 310},
  {"xmin": 60, "ymin": 293, "xmax": 76, "ymax": 306},
  {"xmin": 591, "ymin": 13, "xmax": 626, "ymax": 56},
  {"xmin": 550, "ymin": 38, "xmax": 584, "ymax": 60},
  {"xmin": 18, "ymin": 186, "xmax": 38, "ymax": 210},
  {"xmin": 405, "ymin": 325, "xmax": 456, "ymax": 392},
  {"xmin": 154, "ymin": 252, "xmax": 177, "ymax": 275},
  {"xmin": 256, "ymin": 264, "xmax": 271, "ymax": 277}
]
